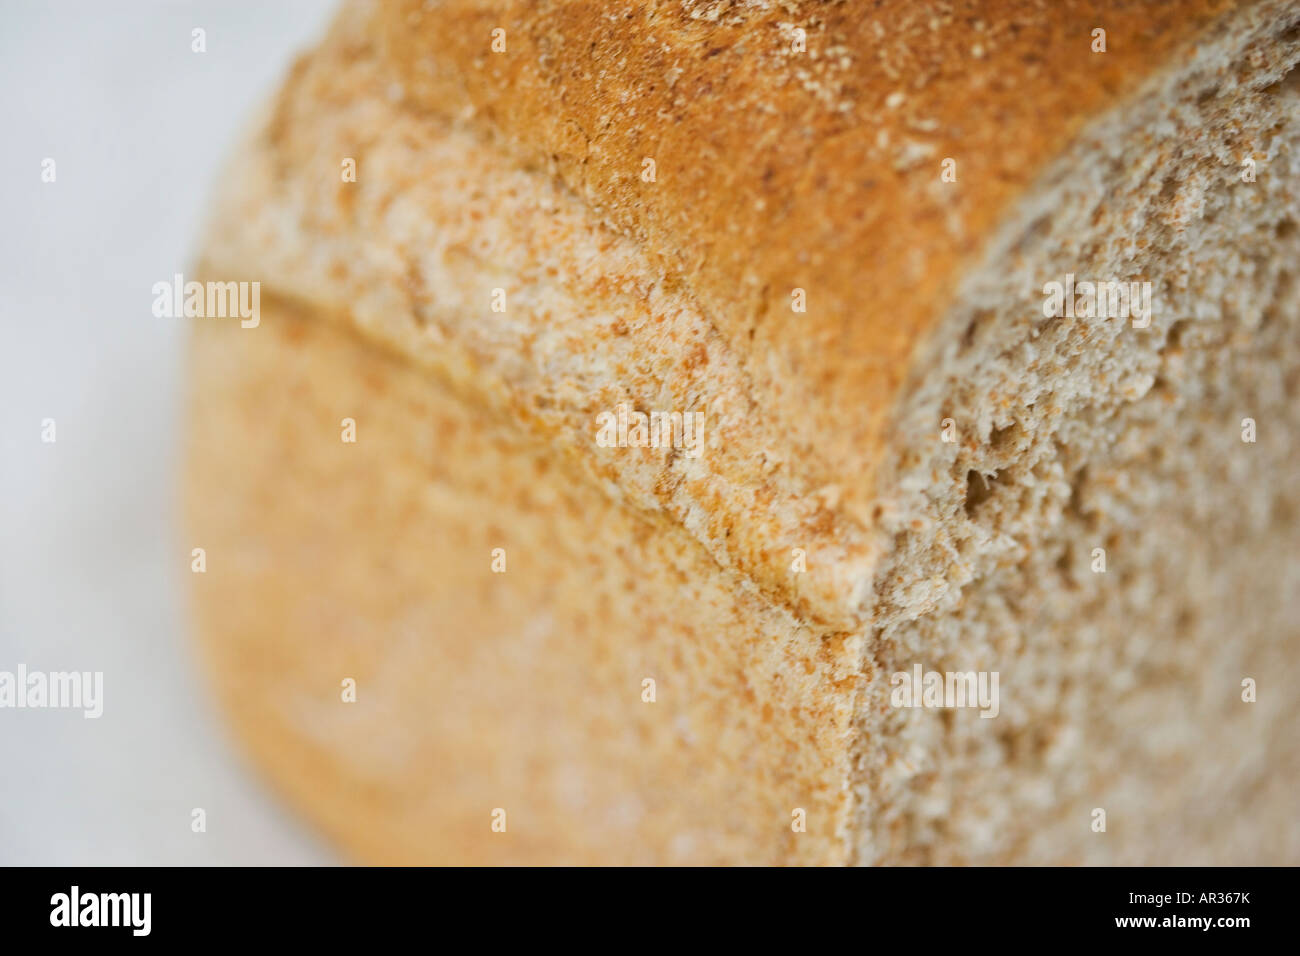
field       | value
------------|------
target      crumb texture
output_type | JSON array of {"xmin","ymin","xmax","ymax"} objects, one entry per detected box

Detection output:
[{"xmin": 854, "ymin": 15, "xmax": 1300, "ymax": 863}]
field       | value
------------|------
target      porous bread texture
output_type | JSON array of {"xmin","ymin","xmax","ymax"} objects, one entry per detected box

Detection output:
[
  {"xmin": 855, "ymin": 14, "xmax": 1300, "ymax": 862},
  {"xmin": 188, "ymin": 0, "xmax": 1300, "ymax": 864}
]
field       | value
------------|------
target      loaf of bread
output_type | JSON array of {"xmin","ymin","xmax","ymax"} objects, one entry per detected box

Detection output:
[{"xmin": 187, "ymin": 0, "xmax": 1300, "ymax": 864}]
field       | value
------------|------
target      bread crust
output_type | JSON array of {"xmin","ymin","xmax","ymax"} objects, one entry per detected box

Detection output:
[
  {"xmin": 203, "ymin": 0, "xmax": 1297, "ymax": 627},
  {"xmin": 187, "ymin": 297, "xmax": 861, "ymax": 864},
  {"xmin": 376, "ymin": 0, "xmax": 1245, "ymax": 521},
  {"xmin": 203, "ymin": 7, "xmax": 884, "ymax": 629}
]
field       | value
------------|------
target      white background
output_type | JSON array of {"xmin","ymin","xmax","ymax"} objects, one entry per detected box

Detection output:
[{"xmin": 0, "ymin": 0, "xmax": 339, "ymax": 865}]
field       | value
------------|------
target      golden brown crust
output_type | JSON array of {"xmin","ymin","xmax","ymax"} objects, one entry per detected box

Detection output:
[
  {"xmin": 188, "ymin": 295, "xmax": 860, "ymax": 864},
  {"xmin": 377, "ymin": 0, "xmax": 1246, "ymax": 519},
  {"xmin": 202, "ymin": 14, "xmax": 885, "ymax": 631}
]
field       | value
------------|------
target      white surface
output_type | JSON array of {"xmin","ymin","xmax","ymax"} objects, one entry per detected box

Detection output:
[{"xmin": 0, "ymin": 0, "xmax": 339, "ymax": 865}]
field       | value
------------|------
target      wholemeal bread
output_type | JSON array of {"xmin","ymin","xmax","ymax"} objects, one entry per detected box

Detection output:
[{"xmin": 188, "ymin": 0, "xmax": 1300, "ymax": 864}]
